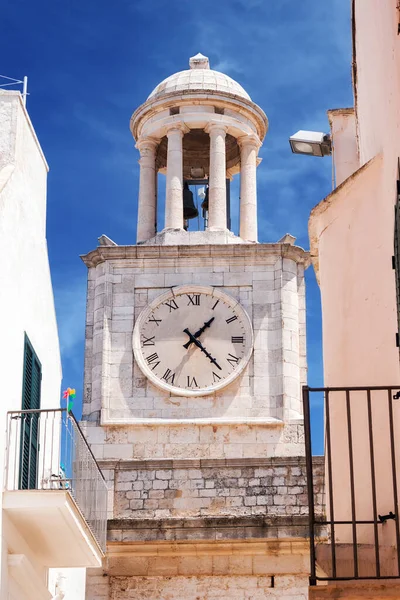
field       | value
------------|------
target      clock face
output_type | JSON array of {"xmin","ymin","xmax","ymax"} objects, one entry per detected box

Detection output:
[{"xmin": 133, "ymin": 285, "xmax": 253, "ymax": 397}]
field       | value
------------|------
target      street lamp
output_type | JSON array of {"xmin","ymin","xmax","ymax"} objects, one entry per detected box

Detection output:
[{"xmin": 289, "ymin": 130, "xmax": 332, "ymax": 157}]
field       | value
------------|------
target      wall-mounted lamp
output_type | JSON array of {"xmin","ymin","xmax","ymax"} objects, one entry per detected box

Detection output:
[{"xmin": 289, "ymin": 130, "xmax": 332, "ymax": 157}]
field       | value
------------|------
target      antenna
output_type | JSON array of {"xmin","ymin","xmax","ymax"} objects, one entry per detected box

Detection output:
[{"xmin": 0, "ymin": 75, "xmax": 28, "ymax": 106}]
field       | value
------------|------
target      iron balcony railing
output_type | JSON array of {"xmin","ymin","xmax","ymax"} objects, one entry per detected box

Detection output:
[
  {"xmin": 304, "ymin": 385, "xmax": 400, "ymax": 585},
  {"xmin": 5, "ymin": 408, "xmax": 107, "ymax": 554}
]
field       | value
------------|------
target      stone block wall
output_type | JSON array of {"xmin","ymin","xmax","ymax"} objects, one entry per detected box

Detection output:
[
  {"xmin": 111, "ymin": 457, "xmax": 324, "ymax": 521},
  {"xmin": 108, "ymin": 575, "xmax": 309, "ymax": 599},
  {"xmin": 87, "ymin": 455, "xmax": 323, "ymax": 599},
  {"xmin": 87, "ymin": 571, "xmax": 311, "ymax": 599},
  {"xmin": 83, "ymin": 421, "xmax": 305, "ymax": 462},
  {"xmin": 96, "ymin": 456, "xmax": 324, "ymax": 524},
  {"xmin": 86, "ymin": 570, "xmax": 109, "ymax": 600}
]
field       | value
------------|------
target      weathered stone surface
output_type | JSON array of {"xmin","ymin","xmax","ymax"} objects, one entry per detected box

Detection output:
[
  {"xmin": 83, "ymin": 422, "xmax": 306, "ymax": 460},
  {"xmin": 112, "ymin": 458, "xmax": 323, "ymax": 521},
  {"xmin": 108, "ymin": 574, "xmax": 309, "ymax": 599},
  {"xmin": 107, "ymin": 514, "xmax": 312, "ymax": 543}
]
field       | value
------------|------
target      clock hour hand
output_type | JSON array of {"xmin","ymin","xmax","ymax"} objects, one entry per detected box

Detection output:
[
  {"xmin": 183, "ymin": 328, "xmax": 222, "ymax": 370},
  {"xmin": 183, "ymin": 317, "xmax": 215, "ymax": 349}
]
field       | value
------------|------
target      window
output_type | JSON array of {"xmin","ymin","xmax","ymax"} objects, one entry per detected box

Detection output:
[{"xmin": 19, "ymin": 334, "xmax": 41, "ymax": 489}]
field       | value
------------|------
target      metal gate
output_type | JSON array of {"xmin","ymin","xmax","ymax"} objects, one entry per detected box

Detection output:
[{"xmin": 303, "ymin": 385, "xmax": 400, "ymax": 584}]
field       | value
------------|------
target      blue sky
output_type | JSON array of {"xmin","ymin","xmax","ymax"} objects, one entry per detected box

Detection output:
[{"xmin": 2, "ymin": 0, "xmax": 353, "ymax": 453}]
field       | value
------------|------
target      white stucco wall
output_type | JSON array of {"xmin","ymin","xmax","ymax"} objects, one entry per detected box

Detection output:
[{"xmin": 0, "ymin": 91, "xmax": 62, "ymax": 598}]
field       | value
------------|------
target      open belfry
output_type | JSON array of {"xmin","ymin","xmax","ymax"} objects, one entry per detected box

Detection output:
[{"xmin": 82, "ymin": 54, "xmax": 322, "ymax": 599}]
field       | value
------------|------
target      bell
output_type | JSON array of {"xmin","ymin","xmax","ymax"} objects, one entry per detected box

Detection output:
[
  {"xmin": 201, "ymin": 186, "xmax": 209, "ymax": 218},
  {"xmin": 183, "ymin": 182, "xmax": 199, "ymax": 220}
]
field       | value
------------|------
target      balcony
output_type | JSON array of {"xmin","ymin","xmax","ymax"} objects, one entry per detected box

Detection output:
[
  {"xmin": 303, "ymin": 385, "xmax": 400, "ymax": 596},
  {"xmin": 3, "ymin": 408, "xmax": 107, "ymax": 568}
]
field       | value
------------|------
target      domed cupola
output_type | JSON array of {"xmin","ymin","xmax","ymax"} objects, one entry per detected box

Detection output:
[
  {"xmin": 130, "ymin": 54, "xmax": 268, "ymax": 245},
  {"xmin": 148, "ymin": 53, "xmax": 251, "ymax": 102}
]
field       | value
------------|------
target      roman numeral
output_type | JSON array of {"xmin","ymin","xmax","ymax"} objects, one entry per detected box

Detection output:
[
  {"xmin": 149, "ymin": 315, "xmax": 162, "ymax": 326},
  {"xmin": 165, "ymin": 299, "xmax": 179, "ymax": 312},
  {"xmin": 187, "ymin": 376, "xmax": 199, "ymax": 388},
  {"xmin": 187, "ymin": 294, "xmax": 200, "ymax": 306},
  {"xmin": 212, "ymin": 371, "xmax": 221, "ymax": 382},
  {"xmin": 231, "ymin": 336, "xmax": 244, "ymax": 344},
  {"xmin": 226, "ymin": 315, "xmax": 238, "ymax": 324},
  {"xmin": 142, "ymin": 335, "xmax": 155, "ymax": 346},
  {"xmin": 212, "ymin": 300, "xmax": 220, "ymax": 310},
  {"xmin": 227, "ymin": 353, "xmax": 240, "ymax": 367},
  {"xmin": 162, "ymin": 369, "xmax": 175, "ymax": 384},
  {"xmin": 146, "ymin": 352, "xmax": 160, "ymax": 370}
]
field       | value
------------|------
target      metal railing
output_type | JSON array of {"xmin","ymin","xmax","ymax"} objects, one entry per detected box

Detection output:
[
  {"xmin": 304, "ymin": 385, "xmax": 400, "ymax": 584},
  {"xmin": 5, "ymin": 408, "xmax": 107, "ymax": 554}
]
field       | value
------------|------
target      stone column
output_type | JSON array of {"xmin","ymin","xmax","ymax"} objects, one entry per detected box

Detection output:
[
  {"xmin": 165, "ymin": 124, "xmax": 187, "ymax": 230},
  {"xmin": 206, "ymin": 123, "xmax": 228, "ymax": 231},
  {"xmin": 136, "ymin": 137, "xmax": 158, "ymax": 243},
  {"xmin": 239, "ymin": 135, "xmax": 261, "ymax": 242}
]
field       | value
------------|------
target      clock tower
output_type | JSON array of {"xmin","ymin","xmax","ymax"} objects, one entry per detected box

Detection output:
[{"xmin": 82, "ymin": 54, "xmax": 318, "ymax": 600}]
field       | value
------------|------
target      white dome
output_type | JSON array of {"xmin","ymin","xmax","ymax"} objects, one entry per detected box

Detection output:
[{"xmin": 147, "ymin": 53, "xmax": 251, "ymax": 102}]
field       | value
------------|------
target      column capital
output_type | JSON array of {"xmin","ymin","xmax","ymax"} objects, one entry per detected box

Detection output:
[
  {"xmin": 238, "ymin": 134, "xmax": 262, "ymax": 150},
  {"xmin": 226, "ymin": 167, "xmax": 236, "ymax": 181},
  {"xmin": 136, "ymin": 136, "xmax": 159, "ymax": 154},
  {"xmin": 165, "ymin": 122, "xmax": 190, "ymax": 137},
  {"xmin": 204, "ymin": 121, "xmax": 228, "ymax": 136}
]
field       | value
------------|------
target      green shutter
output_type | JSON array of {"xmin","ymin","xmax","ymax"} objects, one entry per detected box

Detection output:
[{"xmin": 19, "ymin": 335, "xmax": 41, "ymax": 490}]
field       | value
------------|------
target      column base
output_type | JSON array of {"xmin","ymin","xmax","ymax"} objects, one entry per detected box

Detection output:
[
  {"xmin": 161, "ymin": 227, "xmax": 185, "ymax": 233},
  {"xmin": 240, "ymin": 237, "xmax": 258, "ymax": 244},
  {"xmin": 136, "ymin": 229, "xmax": 247, "ymax": 246}
]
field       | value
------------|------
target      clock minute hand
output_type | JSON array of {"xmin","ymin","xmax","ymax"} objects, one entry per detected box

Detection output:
[
  {"xmin": 183, "ymin": 317, "xmax": 215, "ymax": 349},
  {"xmin": 183, "ymin": 328, "xmax": 222, "ymax": 370}
]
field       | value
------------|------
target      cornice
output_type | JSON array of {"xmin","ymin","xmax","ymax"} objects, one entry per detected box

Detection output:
[
  {"xmin": 108, "ymin": 514, "xmax": 311, "ymax": 529},
  {"xmin": 130, "ymin": 91, "xmax": 268, "ymax": 142},
  {"xmin": 107, "ymin": 535, "xmax": 310, "ymax": 556},
  {"xmin": 81, "ymin": 242, "xmax": 310, "ymax": 269},
  {"xmin": 106, "ymin": 515, "xmax": 315, "ymax": 546},
  {"xmin": 327, "ymin": 107, "xmax": 355, "ymax": 118},
  {"xmin": 98, "ymin": 455, "xmax": 323, "ymax": 471}
]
